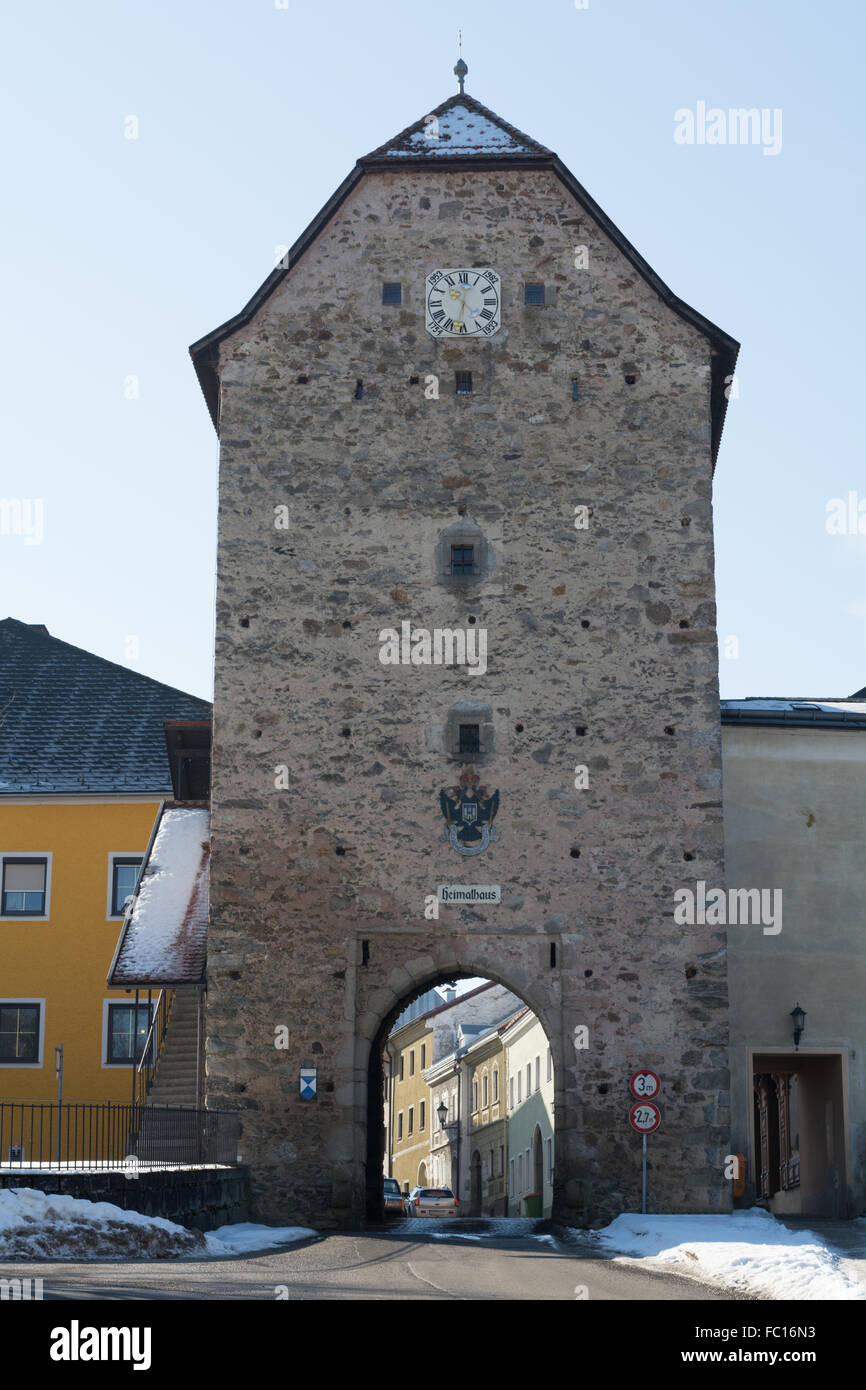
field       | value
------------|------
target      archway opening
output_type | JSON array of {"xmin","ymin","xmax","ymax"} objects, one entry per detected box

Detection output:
[{"xmin": 367, "ymin": 973, "xmax": 556, "ymax": 1224}]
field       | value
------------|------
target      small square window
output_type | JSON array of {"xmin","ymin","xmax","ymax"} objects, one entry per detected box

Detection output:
[
  {"xmin": 2, "ymin": 859, "xmax": 47, "ymax": 916},
  {"xmin": 0, "ymin": 1003, "xmax": 41, "ymax": 1063},
  {"xmin": 105, "ymin": 1002, "xmax": 153, "ymax": 1066},
  {"xmin": 459, "ymin": 724, "xmax": 480, "ymax": 754},
  {"xmin": 110, "ymin": 857, "xmax": 142, "ymax": 917},
  {"xmin": 525, "ymin": 283, "xmax": 545, "ymax": 305},
  {"xmin": 455, "ymin": 371, "xmax": 472, "ymax": 395},
  {"xmin": 450, "ymin": 545, "xmax": 474, "ymax": 575},
  {"xmin": 382, "ymin": 283, "xmax": 402, "ymax": 305}
]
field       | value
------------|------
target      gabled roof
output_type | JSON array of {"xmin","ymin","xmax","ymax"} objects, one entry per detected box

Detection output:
[
  {"xmin": 0, "ymin": 618, "xmax": 211, "ymax": 794},
  {"xmin": 109, "ymin": 806, "xmax": 209, "ymax": 986},
  {"xmin": 190, "ymin": 91, "xmax": 739, "ymax": 466}
]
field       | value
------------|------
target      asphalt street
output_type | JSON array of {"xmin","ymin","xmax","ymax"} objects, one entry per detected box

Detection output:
[{"xmin": 4, "ymin": 1229, "xmax": 756, "ymax": 1300}]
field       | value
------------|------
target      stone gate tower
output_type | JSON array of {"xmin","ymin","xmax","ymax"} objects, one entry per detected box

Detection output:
[{"xmin": 191, "ymin": 83, "xmax": 739, "ymax": 1228}]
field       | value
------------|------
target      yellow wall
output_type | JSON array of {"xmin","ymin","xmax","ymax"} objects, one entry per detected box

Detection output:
[
  {"xmin": 0, "ymin": 800, "xmax": 161, "ymax": 1103},
  {"xmin": 389, "ymin": 1020, "xmax": 433, "ymax": 1192}
]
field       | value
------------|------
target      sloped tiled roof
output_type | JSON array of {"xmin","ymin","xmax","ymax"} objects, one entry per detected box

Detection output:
[
  {"xmin": 361, "ymin": 93, "xmax": 553, "ymax": 161},
  {"xmin": 109, "ymin": 807, "xmax": 209, "ymax": 986},
  {"xmin": 0, "ymin": 619, "xmax": 211, "ymax": 793}
]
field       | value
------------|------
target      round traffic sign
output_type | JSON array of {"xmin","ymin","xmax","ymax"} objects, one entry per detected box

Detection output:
[
  {"xmin": 629, "ymin": 1100, "xmax": 661, "ymax": 1134},
  {"xmin": 629, "ymin": 1069, "xmax": 661, "ymax": 1101}
]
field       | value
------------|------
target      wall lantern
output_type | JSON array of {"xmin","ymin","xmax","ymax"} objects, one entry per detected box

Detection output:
[
  {"xmin": 437, "ymin": 1099, "xmax": 449, "ymax": 1129},
  {"xmin": 790, "ymin": 1003, "xmax": 806, "ymax": 1051}
]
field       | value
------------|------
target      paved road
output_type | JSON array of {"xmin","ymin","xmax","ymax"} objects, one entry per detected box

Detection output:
[{"xmin": 3, "ymin": 1229, "xmax": 754, "ymax": 1300}]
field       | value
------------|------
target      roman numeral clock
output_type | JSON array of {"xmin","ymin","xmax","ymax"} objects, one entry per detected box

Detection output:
[{"xmin": 425, "ymin": 268, "xmax": 502, "ymax": 337}]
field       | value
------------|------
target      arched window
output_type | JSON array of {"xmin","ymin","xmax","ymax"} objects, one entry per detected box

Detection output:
[
  {"xmin": 493, "ymin": 1067, "xmax": 499, "ymax": 1103},
  {"xmin": 482, "ymin": 1072, "xmax": 488, "ymax": 1108},
  {"xmin": 472, "ymin": 1079, "xmax": 478, "ymax": 1112}
]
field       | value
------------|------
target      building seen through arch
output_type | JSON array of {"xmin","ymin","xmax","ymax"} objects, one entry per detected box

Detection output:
[{"xmin": 384, "ymin": 980, "xmax": 555, "ymax": 1218}]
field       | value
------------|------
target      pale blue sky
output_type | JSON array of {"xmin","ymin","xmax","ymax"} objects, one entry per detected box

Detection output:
[{"xmin": 2, "ymin": 0, "xmax": 863, "ymax": 700}]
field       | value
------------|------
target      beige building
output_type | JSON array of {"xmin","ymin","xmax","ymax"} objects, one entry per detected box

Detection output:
[
  {"xmin": 723, "ymin": 695, "xmax": 866, "ymax": 1217},
  {"xmin": 503, "ymin": 1010, "xmax": 555, "ymax": 1217},
  {"xmin": 466, "ymin": 1025, "xmax": 508, "ymax": 1215}
]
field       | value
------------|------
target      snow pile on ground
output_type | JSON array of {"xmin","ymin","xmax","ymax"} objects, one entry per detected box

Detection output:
[
  {"xmin": 589, "ymin": 1209, "xmax": 864, "ymax": 1300},
  {"xmin": 0, "ymin": 1188, "xmax": 202, "ymax": 1260},
  {"xmin": 204, "ymin": 1222, "xmax": 316, "ymax": 1255}
]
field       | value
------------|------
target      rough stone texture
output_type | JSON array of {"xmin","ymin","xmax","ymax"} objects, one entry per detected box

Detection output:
[
  {"xmin": 0, "ymin": 1168, "xmax": 251, "ymax": 1232},
  {"xmin": 206, "ymin": 164, "xmax": 730, "ymax": 1228}
]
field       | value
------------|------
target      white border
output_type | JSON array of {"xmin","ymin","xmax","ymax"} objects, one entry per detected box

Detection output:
[
  {"xmin": 0, "ymin": 997, "xmax": 46, "ymax": 1068},
  {"xmin": 101, "ymin": 996, "xmax": 154, "ymax": 1069},
  {"xmin": 0, "ymin": 852, "xmax": 52, "ymax": 922}
]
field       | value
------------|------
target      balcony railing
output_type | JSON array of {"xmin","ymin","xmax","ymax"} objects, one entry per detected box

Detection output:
[{"xmin": 0, "ymin": 1102, "xmax": 239, "ymax": 1171}]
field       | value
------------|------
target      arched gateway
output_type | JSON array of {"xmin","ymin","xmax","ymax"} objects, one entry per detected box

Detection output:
[{"xmin": 196, "ymin": 81, "xmax": 737, "ymax": 1230}]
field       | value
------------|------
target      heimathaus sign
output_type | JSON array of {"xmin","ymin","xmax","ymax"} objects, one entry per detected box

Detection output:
[{"xmin": 437, "ymin": 885, "xmax": 501, "ymax": 904}]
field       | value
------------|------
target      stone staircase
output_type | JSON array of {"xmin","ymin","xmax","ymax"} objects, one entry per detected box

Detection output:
[{"xmin": 145, "ymin": 987, "xmax": 201, "ymax": 1108}]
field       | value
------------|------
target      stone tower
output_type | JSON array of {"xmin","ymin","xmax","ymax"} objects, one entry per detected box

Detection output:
[{"xmin": 191, "ymin": 87, "xmax": 739, "ymax": 1228}]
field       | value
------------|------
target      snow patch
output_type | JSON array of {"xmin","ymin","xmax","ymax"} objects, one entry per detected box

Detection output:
[
  {"xmin": 203, "ymin": 1222, "xmax": 317, "ymax": 1255},
  {"xmin": 587, "ymin": 1209, "xmax": 865, "ymax": 1300}
]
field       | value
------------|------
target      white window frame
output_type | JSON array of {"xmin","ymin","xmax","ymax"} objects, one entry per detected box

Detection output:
[
  {"xmin": 101, "ymin": 997, "xmax": 155, "ymax": 1069},
  {"xmin": 482, "ymin": 1072, "xmax": 488, "ymax": 1108},
  {"xmin": 472, "ymin": 1079, "xmax": 478, "ymax": 1112},
  {"xmin": 517, "ymin": 1072, "xmax": 522, "ymax": 1103},
  {"xmin": 397, "ymin": 1110, "xmax": 404, "ymax": 1141},
  {"xmin": 0, "ymin": 853, "xmax": 52, "ymax": 922},
  {"xmin": 535, "ymin": 1055, "xmax": 540, "ymax": 1092},
  {"xmin": 493, "ymin": 1067, "xmax": 499, "ymax": 1103},
  {"xmin": 526, "ymin": 1063, "xmax": 532, "ymax": 1095},
  {"xmin": 106, "ymin": 852, "xmax": 144, "ymax": 921},
  {"xmin": 509, "ymin": 1075, "xmax": 514, "ymax": 1109},
  {"xmin": 0, "ymin": 997, "xmax": 45, "ymax": 1068},
  {"xmin": 547, "ymin": 1047, "xmax": 552, "ymax": 1082}
]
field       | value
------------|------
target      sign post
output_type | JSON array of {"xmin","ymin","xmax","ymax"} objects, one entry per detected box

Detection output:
[{"xmin": 628, "ymin": 1071, "xmax": 662, "ymax": 1214}]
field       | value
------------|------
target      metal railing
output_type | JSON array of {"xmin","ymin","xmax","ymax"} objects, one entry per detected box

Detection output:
[
  {"xmin": 0, "ymin": 1102, "xmax": 239, "ymax": 1171},
  {"xmin": 133, "ymin": 988, "xmax": 174, "ymax": 1106}
]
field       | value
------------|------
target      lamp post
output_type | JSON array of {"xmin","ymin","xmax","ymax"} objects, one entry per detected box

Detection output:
[
  {"xmin": 790, "ymin": 1003, "xmax": 806, "ymax": 1051},
  {"xmin": 437, "ymin": 1097, "xmax": 460, "ymax": 1197},
  {"xmin": 54, "ymin": 1044, "xmax": 63, "ymax": 1166}
]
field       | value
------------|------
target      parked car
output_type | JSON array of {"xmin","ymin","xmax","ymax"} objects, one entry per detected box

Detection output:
[
  {"xmin": 383, "ymin": 1177, "xmax": 403, "ymax": 1216},
  {"xmin": 404, "ymin": 1186, "xmax": 459, "ymax": 1217}
]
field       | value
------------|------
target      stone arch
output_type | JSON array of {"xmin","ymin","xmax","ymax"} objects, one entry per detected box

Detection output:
[
  {"xmin": 418, "ymin": 1161, "xmax": 427, "ymax": 1188},
  {"xmin": 361, "ymin": 951, "xmax": 562, "ymax": 1224}
]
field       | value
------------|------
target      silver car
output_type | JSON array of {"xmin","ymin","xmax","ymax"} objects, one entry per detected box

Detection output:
[{"xmin": 404, "ymin": 1186, "xmax": 459, "ymax": 1217}]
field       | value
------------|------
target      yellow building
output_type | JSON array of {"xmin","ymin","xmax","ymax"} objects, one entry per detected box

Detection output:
[
  {"xmin": 385, "ymin": 1015, "xmax": 433, "ymax": 1194},
  {"xmin": 0, "ymin": 619, "xmax": 210, "ymax": 1156}
]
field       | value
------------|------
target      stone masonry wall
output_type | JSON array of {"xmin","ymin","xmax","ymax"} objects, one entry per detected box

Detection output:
[{"xmin": 206, "ymin": 164, "xmax": 729, "ymax": 1228}]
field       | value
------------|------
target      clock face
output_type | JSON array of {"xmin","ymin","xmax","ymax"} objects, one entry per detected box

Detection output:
[{"xmin": 425, "ymin": 268, "xmax": 501, "ymax": 338}]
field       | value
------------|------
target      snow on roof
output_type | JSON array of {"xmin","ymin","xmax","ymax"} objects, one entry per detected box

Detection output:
[
  {"xmin": 110, "ymin": 807, "xmax": 209, "ymax": 986},
  {"xmin": 362, "ymin": 94, "xmax": 553, "ymax": 163},
  {"xmin": 384, "ymin": 102, "xmax": 538, "ymax": 157}
]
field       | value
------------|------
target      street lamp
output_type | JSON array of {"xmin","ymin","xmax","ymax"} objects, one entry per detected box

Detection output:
[
  {"xmin": 790, "ymin": 1003, "xmax": 806, "ymax": 1051},
  {"xmin": 437, "ymin": 1099, "xmax": 449, "ymax": 1130}
]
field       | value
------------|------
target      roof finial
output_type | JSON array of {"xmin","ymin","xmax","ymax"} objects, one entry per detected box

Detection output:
[{"xmin": 454, "ymin": 31, "xmax": 467, "ymax": 95}]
